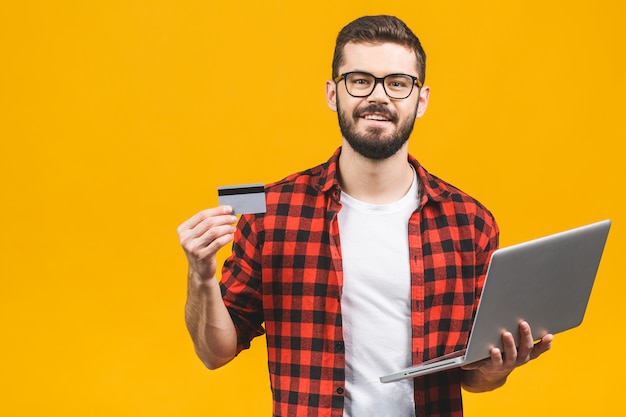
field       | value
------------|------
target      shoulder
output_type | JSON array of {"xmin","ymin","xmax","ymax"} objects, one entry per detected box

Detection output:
[
  {"xmin": 428, "ymin": 171, "xmax": 492, "ymax": 213},
  {"xmin": 264, "ymin": 149, "xmax": 341, "ymax": 199},
  {"xmin": 411, "ymin": 157, "xmax": 498, "ymax": 236},
  {"xmin": 433, "ymin": 173, "xmax": 497, "ymax": 234},
  {"xmin": 265, "ymin": 162, "xmax": 326, "ymax": 194},
  {"xmin": 238, "ymin": 153, "xmax": 337, "ymax": 229}
]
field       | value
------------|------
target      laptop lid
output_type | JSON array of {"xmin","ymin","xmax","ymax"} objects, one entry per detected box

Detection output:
[
  {"xmin": 463, "ymin": 219, "xmax": 611, "ymax": 364},
  {"xmin": 380, "ymin": 219, "xmax": 611, "ymax": 382}
]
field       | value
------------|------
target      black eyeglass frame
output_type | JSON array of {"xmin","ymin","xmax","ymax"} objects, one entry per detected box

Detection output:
[{"xmin": 334, "ymin": 71, "xmax": 423, "ymax": 99}]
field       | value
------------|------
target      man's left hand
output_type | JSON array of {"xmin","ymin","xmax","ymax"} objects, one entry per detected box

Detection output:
[{"xmin": 461, "ymin": 321, "xmax": 553, "ymax": 392}]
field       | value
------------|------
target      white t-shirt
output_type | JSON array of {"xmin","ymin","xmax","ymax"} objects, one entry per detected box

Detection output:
[{"xmin": 338, "ymin": 170, "xmax": 419, "ymax": 417}]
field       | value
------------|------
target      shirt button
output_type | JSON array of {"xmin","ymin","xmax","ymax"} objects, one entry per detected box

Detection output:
[
  {"xmin": 335, "ymin": 342, "xmax": 344, "ymax": 352},
  {"xmin": 336, "ymin": 387, "xmax": 344, "ymax": 395}
]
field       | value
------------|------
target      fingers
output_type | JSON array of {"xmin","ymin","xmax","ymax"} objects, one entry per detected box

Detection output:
[
  {"xmin": 466, "ymin": 322, "xmax": 554, "ymax": 384},
  {"xmin": 497, "ymin": 321, "xmax": 554, "ymax": 371},
  {"xmin": 500, "ymin": 331, "xmax": 518, "ymax": 368},
  {"xmin": 489, "ymin": 347, "xmax": 504, "ymax": 368},
  {"xmin": 176, "ymin": 206, "xmax": 240, "ymax": 283},
  {"xmin": 516, "ymin": 321, "xmax": 536, "ymax": 362},
  {"xmin": 178, "ymin": 206, "xmax": 234, "ymax": 232},
  {"xmin": 517, "ymin": 321, "xmax": 554, "ymax": 362},
  {"xmin": 530, "ymin": 333, "xmax": 553, "ymax": 360},
  {"xmin": 177, "ymin": 205, "xmax": 238, "ymax": 260},
  {"xmin": 503, "ymin": 322, "xmax": 554, "ymax": 367}
]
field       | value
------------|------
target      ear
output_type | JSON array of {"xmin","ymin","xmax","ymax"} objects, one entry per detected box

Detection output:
[
  {"xmin": 415, "ymin": 85, "xmax": 430, "ymax": 119},
  {"xmin": 326, "ymin": 80, "xmax": 338, "ymax": 112}
]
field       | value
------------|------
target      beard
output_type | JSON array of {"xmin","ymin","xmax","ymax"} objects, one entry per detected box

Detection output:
[{"xmin": 337, "ymin": 99, "xmax": 417, "ymax": 160}]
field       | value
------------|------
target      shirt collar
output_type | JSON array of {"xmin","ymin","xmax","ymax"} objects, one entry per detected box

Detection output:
[{"xmin": 317, "ymin": 147, "xmax": 452, "ymax": 204}]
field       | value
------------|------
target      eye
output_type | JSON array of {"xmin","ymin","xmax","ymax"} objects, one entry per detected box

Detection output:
[
  {"xmin": 350, "ymin": 76, "xmax": 371, "ymax": 86},
  {"xmin": 386, "ymin": 76, "xmax": 412, "ymax": 90},
  {"xmin": 347, "ymin": 73, "xmax": 373, "ymax": 87}
]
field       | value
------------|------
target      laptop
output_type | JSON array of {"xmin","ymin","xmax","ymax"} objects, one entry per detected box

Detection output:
[{"xmin": 380, "ymin": 219, "xmax": 611, "ymax": 383}]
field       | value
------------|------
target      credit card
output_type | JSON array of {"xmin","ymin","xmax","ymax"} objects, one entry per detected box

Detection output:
[{"xmin": 217, "ymin": 183, "xmax": 266, "ymax": 215}]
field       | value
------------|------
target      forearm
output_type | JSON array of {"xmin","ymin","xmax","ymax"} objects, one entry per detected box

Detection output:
[
  {"xmin": 185, "ymin": 272, "xmax": 238, "ymax": 370},
  {"xmin": 460, "ymin": 368, "xmax": 509, "ymax": 393}
]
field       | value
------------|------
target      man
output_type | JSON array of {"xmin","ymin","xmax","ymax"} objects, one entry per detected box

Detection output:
[{"xmin": 178, "ymin": 15, "xmax": 552, "ymax": 417}]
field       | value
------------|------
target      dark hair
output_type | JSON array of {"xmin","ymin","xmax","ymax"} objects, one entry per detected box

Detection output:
[{"xmin": 332, "ymin": 15, "xmax": 426, "ymax": 83}]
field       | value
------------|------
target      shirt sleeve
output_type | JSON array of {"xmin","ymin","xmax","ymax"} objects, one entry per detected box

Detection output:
[
  {"xmin": 219, "ymin": 214, "xmax": 266, "ymax": 354},
  {"xmin": 473, "ymin": 210, "xmax": 500, "ymax": 307}
]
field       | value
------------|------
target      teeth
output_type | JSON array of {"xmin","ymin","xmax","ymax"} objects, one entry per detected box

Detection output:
[{"xmin": 364, "ymin": 114, "xmax": 389, "ymax": 121}]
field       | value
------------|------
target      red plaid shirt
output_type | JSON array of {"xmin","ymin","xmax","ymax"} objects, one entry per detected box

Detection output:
[{"xmin": 220, "ymin": 148, "xmax": 499, "ymax": 417}]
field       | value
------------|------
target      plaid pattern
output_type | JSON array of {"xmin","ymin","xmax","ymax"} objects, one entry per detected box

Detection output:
[{"xmin": 220, "ymin": 147, "xmax": 499, "ymax": 417}]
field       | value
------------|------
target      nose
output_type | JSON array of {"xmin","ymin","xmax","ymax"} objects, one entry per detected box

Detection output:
[{"xmin": 367, "ymin": 79, "xmax": 390, "ymax": 103}]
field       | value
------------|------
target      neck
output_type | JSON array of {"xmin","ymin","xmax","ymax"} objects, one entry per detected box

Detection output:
[{"xmin": 337, "ymin": 142, "xmax": 414, "ymax": 204}]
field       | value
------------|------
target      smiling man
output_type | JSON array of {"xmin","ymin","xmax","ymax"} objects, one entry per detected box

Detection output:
[{"xmin": 178, "ymin": 15, "xmax": 552, "ymax": 417}]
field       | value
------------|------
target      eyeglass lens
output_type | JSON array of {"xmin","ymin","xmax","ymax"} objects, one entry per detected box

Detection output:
[{"xmin": 345, "ymin": 72, "xmax": 415, "ymax": 99}]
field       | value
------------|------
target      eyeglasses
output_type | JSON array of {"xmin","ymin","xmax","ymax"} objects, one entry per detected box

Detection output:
[{"xmin": 334, "ymin": 71, "xmax": 423, "ymax": 99}]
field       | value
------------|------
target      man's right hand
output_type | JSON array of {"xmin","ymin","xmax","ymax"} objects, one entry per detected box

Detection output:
[
  {"xmin": 178, "ymin": 206, "xmax": 239, "ymax": 369},
  {"xmin": 177, "ymin": 206, "xmax": 238, "ymax": 284}
]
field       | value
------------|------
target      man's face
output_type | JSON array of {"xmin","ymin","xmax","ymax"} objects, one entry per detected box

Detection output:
[{"xmin": 326, "ymin": 42, "xmax": 429, "ymax": 160}]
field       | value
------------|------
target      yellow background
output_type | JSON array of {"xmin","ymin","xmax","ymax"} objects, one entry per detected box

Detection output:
[{"xmin": 1, "ymin": 1, "xmax": 624, "ymax": 416}]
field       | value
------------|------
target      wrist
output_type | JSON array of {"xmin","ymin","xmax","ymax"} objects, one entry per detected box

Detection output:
[
  {"xmin": 187, "ymin": 269, "xmax": 219, "ymax": 293},
  {"xmin": 462, "ymin": 368, "xmax": 509, "ymax": 392}
]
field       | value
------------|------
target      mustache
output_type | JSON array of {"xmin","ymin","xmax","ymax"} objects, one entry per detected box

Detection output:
[{"xmin": 353, "ymin": 104, "xmax": 398, "ymax": 122}]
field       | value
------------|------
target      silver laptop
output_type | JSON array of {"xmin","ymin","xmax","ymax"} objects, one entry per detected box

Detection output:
[{"xmin": 380, "ymin": 219, "xmax": 611, "ymax": 383}]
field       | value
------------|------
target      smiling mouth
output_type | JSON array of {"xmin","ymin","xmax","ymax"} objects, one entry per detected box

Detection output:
[
  {"xmin": 353, "ymin": 104, "xmax": 397, "ymax": 123},
  {"xmin": 362, "ymin": 114, "xmax": 391, "ymax": 121}
]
